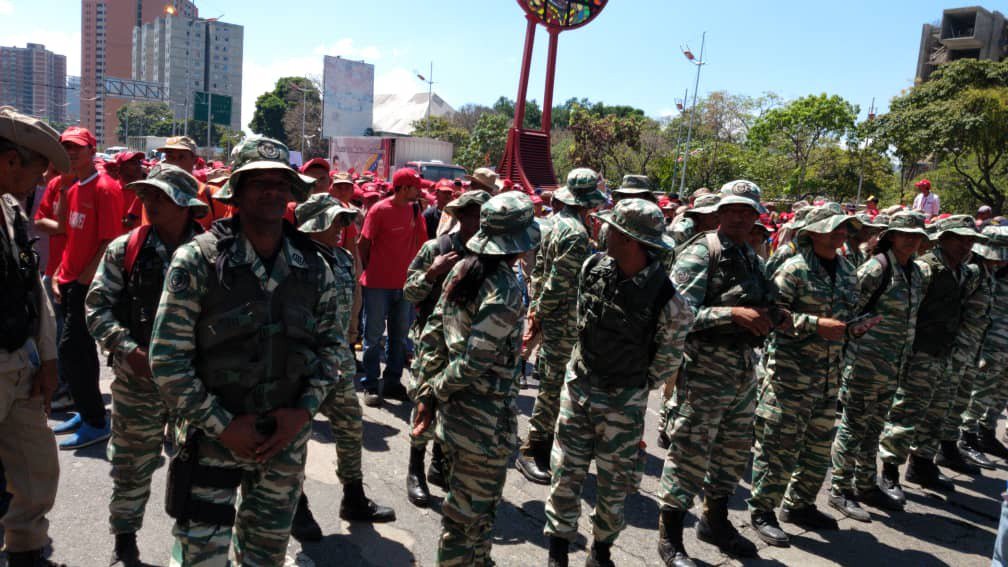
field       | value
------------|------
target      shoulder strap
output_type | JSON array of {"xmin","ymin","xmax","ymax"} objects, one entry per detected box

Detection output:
[
  {"xmin": 862, "ymin": 252, "xmax": 892, "ymax": 314},
  {"xmin": 124, "ymin": 225, "xmax": 153, "ymax": 277}
]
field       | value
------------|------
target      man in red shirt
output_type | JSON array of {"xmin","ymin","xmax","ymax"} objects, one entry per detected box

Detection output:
[
  {"xmin": 115, "ymin": 151, "xmax": 146, "ymax": 230},
  {"xmin": 51, "ymin": 126, "xmax": 124, "ymax": 449},
  {"xmin": 358, "ymin": 168, "xmax": 426, "ymax": 405}
]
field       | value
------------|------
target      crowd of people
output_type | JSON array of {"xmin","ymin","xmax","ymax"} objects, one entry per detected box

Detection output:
[{"xmin": 1, "ymin": 103, "xmax": 1008, "ymax": 567}]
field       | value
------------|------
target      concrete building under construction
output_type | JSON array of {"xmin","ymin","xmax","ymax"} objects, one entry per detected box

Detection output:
[{"xmin": 916, "ymin": 6, "xmax": 1007, "ymax": 83}]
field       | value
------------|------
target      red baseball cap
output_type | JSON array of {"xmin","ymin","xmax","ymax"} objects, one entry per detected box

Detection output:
[
  {"xmin": 392, "ymin": 168, "xmax": 423, "ymax": 189},
  {"xmin": 114, "ymin": 151, "xmax": 145, "ymax": 164},
  {"xmin": 300, "ymin": 157, "xmax": 331, "ymax": 174},
  {"xmin": 60, "ymin": 126, "xmax": 97, "ymax": 148},
  {"xmin": 915, "ymin": 179, "xmax": 932, "ymax": 190},
  {"xmin": 435, "ymin": 179, "xmax": 455, "ymax": 192}
]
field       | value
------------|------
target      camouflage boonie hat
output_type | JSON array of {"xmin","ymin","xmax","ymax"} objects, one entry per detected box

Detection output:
[
  {"xmin": 127, "ymin": 163, "xmax": 209, "ymax": 218},
  {"xmin": 613, "ymin": 174, "xmax": 652, "ymax": 196},
  {"xmin": 932, "ymin": 214, "xmax": 983, "ymax": 239},
  {"xmin": 157, "ymin": 135, "xmax": 198, "ymax": 154},
  {"xmin": 690, "ymin": 187, "xmax": 712, "ymax": 200},
  {"xmin": 466, "ymin": 192, "xmax": 542, "ymax": 255},
  {"xmin": 879, "ymin": 211, "xmax": 927, "ymax": 239},
  {"xmin": 295, "ymin": 193, "xmax": 360, "ymax": 234},
  {"xmin": 855, "ymin": 212, "xmax": 887, "ymax": 229},
  {"xmin": 686, "ymin": 193, "xmax": 720, "ymax": 216},
  {"xmin": 798, "ymin": 202, "xmax": 862, "ymax": 235},
  {"xmin": 872, "ymin": 213, "xmax": 891, "ymax": 227},
  {"xmin": 444, "ymin": 190, "xmax": 491, "ymax": 216},
  {"xmin": 716, "ymin": 180, "xmax": 767, "ymax": 214},
  {"xmin": 214, "ymin": 136, "xmax": 315, "ymax": 204},
  {"xmin": 972, "ymin": 226, "xmax": 1008, "ymax": 261},
  {"xmin": 554, "ymin": 168, "xmax": 607, "ymax": 207},
  {"xmin": 593, "ymin": 198, "xmax": 674, "ymax": 250}
]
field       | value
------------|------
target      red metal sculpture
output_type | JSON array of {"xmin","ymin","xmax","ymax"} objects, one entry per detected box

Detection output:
[{"xmin": 499, "ymin": 0, "xmax": 608, "ymax": 190}]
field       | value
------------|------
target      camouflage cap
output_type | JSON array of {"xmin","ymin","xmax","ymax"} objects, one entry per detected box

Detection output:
[
  {"xmin": 798, "ymin": 202, "xmax": 861, "ymax": 235},
  {"xmin": 592, "ymin": 198, "xmax": 674, "ymax": 250},
  {"xmin": 855, "ymin": 212, "xmax": 887, "ymax": 229},
  {"xmin": 466, "ymin": 192, "xmax": 542, "ymax": 255},
  {"xmin": 613, "ymin": 174, "xmax": 652, "ymax": 196},
  {"xmin": 444, "ymin": 189, "xmax": 491, "ymax": 216},
  {"xmin": 127, "ymin": 163, "xmax": 209, "ymax": 218},
  {"xmin": 879, "ymin": 211, "xmax": 927, "ymax": 239},
  {"xmin": 554, "ymin": 167, "xmax": 607, "ymax": 207},
  {"xmin": 716, "ymin": 180, "xmax": 767, "ymax": 214},
  {"xmin": 932, "ymin": 214, "xmax": 983, "ymax": 239},
  {"xmin": 295, "ymin": 193, "xmax": 360, "ymax": 234},
  {"xmin": 972, "ymin": 225, "xmax": 1008, "ymax": 261},
  {"xmin": 331, "ymin": 172, "xmax": 355, "ymax": 186},
  {"xmin": 686, "ymin": 193, "xmax": 721, "ymax": 216},
  {"xmin": 465, "ymin": 167, "xmax": 502, "ymax": 193},
  {"xmin": 156, "ymin": 136, "xmax": 198, "ymax": 154},
  {"xmin": 213, "ymin": 136, "xmax": 315, "ymax": 204}
]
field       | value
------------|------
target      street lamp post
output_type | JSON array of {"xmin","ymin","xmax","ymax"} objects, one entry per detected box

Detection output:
[
  {"xmin": 670, "ymin": 88, "xmax": 687, "ymax": 187},
  {"xmin": 416, "ymin": 62, "xmax": 435, "ymax": 123},
  {"xmin": 679, "ymin": 32, "xmax": 706, "ymax": 195},
  {"xmin": 288, "ymin": 81, "xmax": 317, "ymax": 154}
]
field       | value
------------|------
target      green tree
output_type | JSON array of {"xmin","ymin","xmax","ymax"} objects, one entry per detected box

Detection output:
[
  {"xmin": 491, "ymin": 96, "xmax": 542, "ymax": 129},
  {"xmin": 456, "ymin": 112, "xmax": 509, "ymax": 171},
  {"xmin": 748, "ymin": 93, "xmax": 858, "ymax": 191},
  {"xmin": 248, "ymin": 93, "xmax": 287, "ymax": 142},
  {"xmin": 116, "ymin": 101, "xmax": 173, "ymax": 142},
  {"xmin": 249, "ymin": 76, "xmax": 321, "ymax": 148},
  {"xmin": 411, "ymin": 116, "xmax": 470, "ymax": 148}
]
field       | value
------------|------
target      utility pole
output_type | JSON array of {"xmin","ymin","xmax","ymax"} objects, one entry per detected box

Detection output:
[
  {"xmin": 679, "ymin": 32, "xmax": 706, "ymax": 195},
  {"xmin": 670, "ymin": 88, "xmax": 687, "ymax": 188},
  {"xmin": 855, "ymin": 97, "xmax": 875, "ymax": 205},
  {"xmin": 417, "ymin": 62, "xmax": 435, "ymax": 122}
]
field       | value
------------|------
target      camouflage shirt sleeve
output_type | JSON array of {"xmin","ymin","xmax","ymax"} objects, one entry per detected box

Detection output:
[
  {"xmin": 149, "ymin": 241, "xmax": 234, "ymax": 437},
  {"xmin": 413, "ymin": 300, "xmax": 448, "ymax": 403},
  {"xmin": 671, "ymin": 239, "xmax": 733, "ymax": 330},
  {"xmin": 403, "ymin": 239, "xmax": 439, "ymax": 304},
  {"xmin": 538, "ymin": 223, "xmax": 589, "ymax": 318},
  {"xmin": 301, "ymin": 254, "xmax": 341, "ymax": 415},
  {"xmin": 774, "ymin": 256, "xmax": 819, "ymax": 336},
  {"xmin": 85, "ymin": 234, "xmax": 138, "ymax": 357},
  {"xmin": 328, "ymin": 249, "xmax": 357, "ymax": 382},
  {"xmin": 648, "ymin": 285, "xmax": 694, "ymax": 389},
  {"xmin": 854, "ymin": 255, "xmax": 885, "ymax": 314}
]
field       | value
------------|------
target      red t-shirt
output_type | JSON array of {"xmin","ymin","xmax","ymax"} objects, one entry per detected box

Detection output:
[
  {"xmin": 57, "ymin": 171, "xmax": 125, "ymax": 284},
  {"xmin": 359, "ymin": 197, "xmax": 426, "ymax": 289},
  {"xmin": 34, "ymin": 176, "xmax": 70, "ymax": 277}
]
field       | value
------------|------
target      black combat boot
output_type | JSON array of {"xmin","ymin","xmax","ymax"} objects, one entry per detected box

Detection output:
[
  {"xmin": 515, "ymin": 437, "xmax": 552, "ymax": 485},
  {"xmin": 934, "ymin": 440, "xmax": 981, "ymax": 475},
  {"xmin": 547, "ymin": 536, "xmax": 569, "ymax": 567},
  {"xmin": 828, "ymin": 488, "xmax": 871, "ymax": 522},
  {"xmin": 750, "ymin": 508, "xmax": 789, "ymax": 547},
  {"xmin": 780, "ymin": 504, "xmax": 838, "ymax": 531},
  {"xmin": 879, "ymin": 462, "xmax": 907, "ymax": 506},
  {"xmin": 697, "ymin": 498, "xmax": 758, "ymax": 557},
  {"xmin": 7, "ymin": 549, "xmax": 66, "ymax": 567},
  {"xmin": 856, "ymin": 485, "xmax": 904, "ymax": 512},
  {"xmin": 657, "ymin": 508, "xmax": 696, "ymax": 567},
  {"xmin": 427, "ymin": 442, "xmax": 446, "ymax": 490},
  {"xmin": 290, "ymin": 493, "xmax": 323, "ymax": 542},
  {"xmin": 406, "ymin": 445, "xmax": 430, "ymax": 507},
  {"xmin": 906, "ymin": 455, "xmax": 955, "ymax": 492},
  {"xmin": 585, "ymin": 541, "xmax": 615, "ymax": 567},
  {"xmin": 340, "ymin": 480, "xmax": 396, "ymax": 523},
  {"xmin": 958, "ymin": 434, "xmax": 996, "ymax": 469},
  {"xmin": 979, "ymin": 426, "xmax": 1008, "ymax": 460},
  {"xmin": 109, "ymin": 532, "xmax": 141, "ymax": 566}
]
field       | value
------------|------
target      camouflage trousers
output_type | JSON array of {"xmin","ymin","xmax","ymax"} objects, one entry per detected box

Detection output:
[
  {"xmin": 107, "ymin": 356, "xmax": 169, "ymax": 535},
  {"xmin": 317, "ymin": 377, "xmax": 363, "ymax": 483},
  {"xmin": 831, "ymin": 357, "xmax": 899, "ymax": 493},
  {"xmin": 407, "ymin": 340, "xmax": 436, "ymax": 449},
  {"xmin": 544, "ymin": 380, "xmax": 648, "ymax": 544},
  {"xmin": 436, "ymin": 438, "xmax": 510, "ymax": 566},
  {"xmin": 962, "ymin": 354, "xmax": 1008, "ymax": 434},
  {"xmin": 528, "ymin": 319, "xmax": 576, "ymax": 442},
  {"xmin": 748, "ymin": 372, "xmax": 837, "ymax": 513},
  {"xmin": 879, "ymin": 351, "xmax": 949, "ymax": 464},
  {"xmin": 169, "ymin": 424, "xmax": 309, "ymax": 567},
  {"xmin": 660, "ymin": 349, "xmax": 756, "ymax": 512}
]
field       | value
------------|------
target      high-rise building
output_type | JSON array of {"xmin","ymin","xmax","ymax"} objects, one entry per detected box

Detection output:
[
  {"xmin": 0, "ymin": 43, "xmax": 68, "ymax": 124},
  {"xmin": 81, "ymin": 0, "xmax": 197, "ymax": 146},
  {"xmin": 916, "ymin": 6, "xmax": 1007, "ymax": 83},
  {"xmin": 66, "ymin": 76, "xmax": 81, "ymax": 124},
  {"xmin": 133, "ymin": 15, "xmax": 244, "ymax": 132}
]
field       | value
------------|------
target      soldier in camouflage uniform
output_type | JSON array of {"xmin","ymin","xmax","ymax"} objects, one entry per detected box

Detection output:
[
  {"xmin": 518, "ymin": 168, "xmax": 606, "ymax": 485},
  {"xmin": 878, "ymin": 215, "xmax": 983, "ymax": 495},
  {"xmin": 85, "ymin": 164, "xmax": 209, "ymax": 566},
  {"xmin": 544, "ymin": 198, "xmax": 693, "ymax": 567},
  {"xmin": 668, "ymin": 194, "xmax": 720, "ymax": 249},
  {"xmin": 828, "ymin": 212, "xmax": 927, "ymax": 522},
  {"xmin": 658, "ymin": 180, "xmax": 773, "ymax": 567},
  {"xmin": 289, "ymin": 193, "xmax": 394, "ymax": 543},
  {"xmin": 748, "ymin": 203, "xmax": 864, "ymax": 547},
  {"xmin": 402, "ymin": 189, "xmax": 489, "ymax": 507},
  {"xmin": 149, "ymin": 137, "xmax": 344, "ymax": 566},
  {"xmin": 960, "ymin": 227, "xmax": 1008, "ymax": 460},
  {"xmin": 764, "ymin": 204, "xmax": 813, "ymax": 276},
  {"xmin": 840, "ymin": 213, "xmax": 887, "ymax": 268},
  {"xmin": 412, "ymin": 192, "xmax": 541, "ymax": 567}
]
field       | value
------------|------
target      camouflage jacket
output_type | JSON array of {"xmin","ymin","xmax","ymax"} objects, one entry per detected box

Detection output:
[
  {"xmin": 149, "ymin": 230, "xmax": 342, "ymax": 437},
  {"xmin": 954, "ymin": 260, "xmax": 994, "ymax": 367},
  {"xmin": 403, "ymin": 232, "xmax": 465, "ymax": 306},
  {"xmin": 318, "ymin": 244, "xmax": 358, "ymax": 380},
  {"xmin": 86, "ymin": 227, "xmax": 191, "ymax": 357},
  {"xmin": 531, "ymin": 208, "xmax": 591, "ymax": 324},
  {"xmin": 762, "ymin": 245, "xmax": 858, "ymax": 389},
  {"xmin": 982, "ymin": 266, "xmax": 1008, "ymax": 365},
  {"xmin": 845, "ymin": 249, "xmax": 925, "ymax": 373},
  {"xmin": 414, "ymin": 261, "xmax": 525, "ymax": 454},
  {"xmin": 765, "ymin": 240, "xmax": 799, "ymax": 277}
]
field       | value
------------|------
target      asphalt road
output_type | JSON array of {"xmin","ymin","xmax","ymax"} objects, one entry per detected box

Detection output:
[{"xmin": 33, "ymin": 361, "xmax": 1005, "ymax": 566}]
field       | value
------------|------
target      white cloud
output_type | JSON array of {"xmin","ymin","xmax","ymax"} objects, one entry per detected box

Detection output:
[
  {"xmin": 0, "ymin": 1, "xmax": 13, "ymax": 16},
  {"xmin": 4, "ymin": 28, "xmax": 82, "ymax": 78}
]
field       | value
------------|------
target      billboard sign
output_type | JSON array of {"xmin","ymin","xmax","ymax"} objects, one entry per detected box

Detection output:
[
  {"xmin": 193, "ymin": 92, "xmax": 232, "ymax": 125},
  {"xmin": 329, "ymin": 137, "xmax": 385, "ymax": 175},
  {"xmin": 322, "ymin": 56, "xmax": 374, "ymax": 138}
]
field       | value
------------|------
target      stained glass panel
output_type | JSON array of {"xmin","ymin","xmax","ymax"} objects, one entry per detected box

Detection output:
[{"xmin": 520, "ymin": 0, "xmax": 607, "ymax": 29}]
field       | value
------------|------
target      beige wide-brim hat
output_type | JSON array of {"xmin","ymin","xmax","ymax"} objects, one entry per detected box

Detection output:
[{"xmin": 0, "ymin": 106, "xmax": 70, "ymax": 172}]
